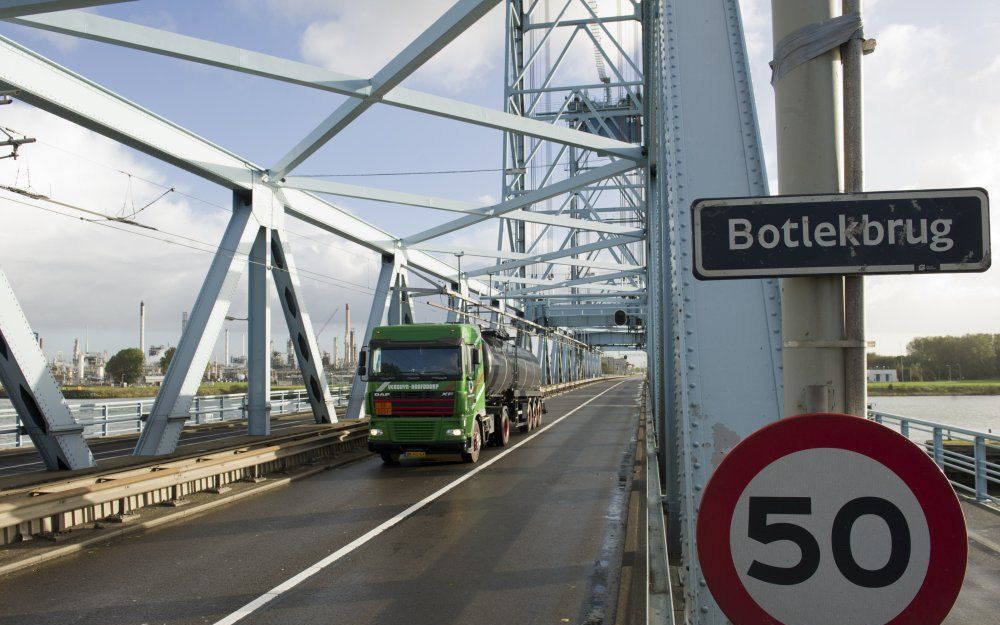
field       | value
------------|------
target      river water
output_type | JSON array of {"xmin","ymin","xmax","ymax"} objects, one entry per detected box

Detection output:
[{"xmin": 867, "ymin": 395, "xmax": 1000, "ymax": 434}]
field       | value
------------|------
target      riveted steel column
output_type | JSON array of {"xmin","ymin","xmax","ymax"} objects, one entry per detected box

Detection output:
[
  {"xmin": 136, "ymin": 196, "xmax": 258, "ymax": 456},
  {"xmin": 247, "ymin": 225, "xmax": 271, "ymax": 435},
  {"xmin": 271, "ymin": 231, "xmax": 336, "ymax": 423},
  {"xmin": 658, "ymin": 1, "xmax": 783, "ymax": 622}
]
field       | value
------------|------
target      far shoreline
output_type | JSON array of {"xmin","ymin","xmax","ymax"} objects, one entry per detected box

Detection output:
[{"xmin": 868, "ymin": 380, "xmax": 1000, "ymax": 396}]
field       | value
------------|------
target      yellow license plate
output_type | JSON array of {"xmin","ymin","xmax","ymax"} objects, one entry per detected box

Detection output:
[
  {"xmin": 405, "ymin": 451, "xmax": 427, "ymax": 458},
  {"xmin": 374, "ymin": 400, "xmax": 392, "ymax": 416}
]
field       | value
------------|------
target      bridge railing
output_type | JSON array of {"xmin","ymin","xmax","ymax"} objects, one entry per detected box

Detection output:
[
  {"xmin": 0, "ymin": 387, "xmax": 351, "ymax": 450},
  {"xmin": 868, "ymin": 409, "xmax": 999, "ymax": 504}
]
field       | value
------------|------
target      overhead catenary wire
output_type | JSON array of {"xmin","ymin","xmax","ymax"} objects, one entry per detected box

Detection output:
[
  {"xmin": 0, "ymin": 188, "xmax": 379, "ymax": 297},
  {"xmin": 3, "ymin": 135, "xmax": 375, "ymax": 265}
]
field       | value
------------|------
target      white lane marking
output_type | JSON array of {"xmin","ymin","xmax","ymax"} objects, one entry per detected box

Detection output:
[{"xmin": 212, "ymin": 379, "xmax": 631, "ymax": 625}]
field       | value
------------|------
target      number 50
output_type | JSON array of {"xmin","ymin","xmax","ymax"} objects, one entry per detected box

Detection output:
[{"xmin": 746, "ymin": 496, "xmax": 911, "ymax": 588}]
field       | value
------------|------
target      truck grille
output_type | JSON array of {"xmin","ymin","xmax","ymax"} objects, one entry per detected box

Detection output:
[
  {"xmin": 386, "ymin": 393, "xmax": 454, "ymax": 416},
  {"xmin": 391, "ymin": 420, "xmax": 438, "ymax": 442}
]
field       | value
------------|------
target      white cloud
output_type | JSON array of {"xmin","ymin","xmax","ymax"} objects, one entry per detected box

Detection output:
[
  {"xmin": 0, "ymin": 104, "xmax": 378, "ymax": 361},
  {"xmin": 296, "ymin": 1, "xmax": 504, "ymax": 95},
  {"xmin": 740, "ymin": 2, "xmax": 1000, "ymax": 353}
]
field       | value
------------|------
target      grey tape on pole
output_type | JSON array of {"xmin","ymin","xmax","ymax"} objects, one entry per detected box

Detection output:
[{"xmin": 770, "ymin": 11, "xmax": 863, "ymax": 85}]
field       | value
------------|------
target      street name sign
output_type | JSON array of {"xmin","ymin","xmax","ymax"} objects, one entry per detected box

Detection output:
[
  {"xmin": 697, "ymin": 413, "xmax": 967, "ymax": 625},
  {"xmin": 692, "ymin": 188, "xmax": 990, "ymax": 279}
]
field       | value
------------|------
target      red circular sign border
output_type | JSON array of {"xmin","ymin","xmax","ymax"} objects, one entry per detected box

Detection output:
[{"xmin": 696, "ymin": 413, "xmax": 967, "ymax": 625}]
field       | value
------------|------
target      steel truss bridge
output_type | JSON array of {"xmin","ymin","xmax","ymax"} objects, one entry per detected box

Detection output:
[{"xmin": 0, "ymin": 1, "xmax": 802, "ymax": 623}]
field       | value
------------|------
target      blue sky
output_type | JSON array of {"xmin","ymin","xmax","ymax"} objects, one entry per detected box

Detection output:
[{"xmin": 0, "ymin": 0, "xmax": 998, "ymax": 366}]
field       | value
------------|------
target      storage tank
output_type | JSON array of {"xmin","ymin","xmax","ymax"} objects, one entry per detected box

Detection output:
[{"xmin": 482, "ymin": 331, "xmax": 542, "ymax": 398}]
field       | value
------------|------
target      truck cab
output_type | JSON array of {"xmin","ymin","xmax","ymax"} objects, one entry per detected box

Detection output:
[{"xmin": 364, "ymin": 323, "xmax": 489, "ymax": 464}]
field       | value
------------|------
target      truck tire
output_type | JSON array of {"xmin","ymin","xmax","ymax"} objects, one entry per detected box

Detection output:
[
  {"xmin": 461, "ymin": 420, "xmax": 482, "ymax": 463},
  {"xmin": 493, "ymin": 407, "xmax": 511, "ymax": 447},
  {"xmin": 534, "ymin": 399, "xmax": 543, "ymax": 428},
  {"xmin": 518, "ymin": 401, "xmax": 530, "ymax": 433},
  {"xmin": 380, "ymin": 452, "xmax": 400, "ymax": 465}
]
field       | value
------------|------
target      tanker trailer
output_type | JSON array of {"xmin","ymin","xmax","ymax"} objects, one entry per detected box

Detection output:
[{"xmin": 362, "ymin": 323, "xmax": 544, "ymax": 465}]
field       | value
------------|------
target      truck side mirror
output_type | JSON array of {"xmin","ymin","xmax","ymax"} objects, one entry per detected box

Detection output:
[
  {"xmin": 357, "ymin": 350, "xmax": 367, "ymax": 377},
  {"xmin": 472, "ymin": 348, "xmax": 481, "ymax": 367}
]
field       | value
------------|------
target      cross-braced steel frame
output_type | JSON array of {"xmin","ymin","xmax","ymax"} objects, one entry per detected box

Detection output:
[
  {"xmin": 0, "ymin": 0, "xmax": 639, "ymax": 463},
  {"xmin": 495, "ymin": 0, "xmax": 647, "ymax": 350},
  {"xmin": 0, "ymin": 5, "xmax": 788, "ymax": 624}
]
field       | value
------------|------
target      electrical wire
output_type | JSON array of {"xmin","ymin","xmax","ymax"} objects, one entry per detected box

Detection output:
[
  {"xmin": 0, "ymin": 189, "xmax": 378, "ymax": 296},
  {"xmin": 5, "ymin": 135, "xmax": 375, "ymax": 264}
]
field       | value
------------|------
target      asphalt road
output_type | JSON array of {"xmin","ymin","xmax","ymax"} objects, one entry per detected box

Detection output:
[{"xmin": 0, "ymin": 378, "xmax": 643, "ymax": 625}]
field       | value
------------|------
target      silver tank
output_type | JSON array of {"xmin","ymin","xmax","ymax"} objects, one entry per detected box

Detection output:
[{"xmin": 482, "ymin": 341, "xmax": 542, "ymax": 398}]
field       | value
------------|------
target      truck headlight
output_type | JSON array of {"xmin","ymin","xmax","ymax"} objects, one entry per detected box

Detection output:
[
  {"xmin": 369, "ymin": 428, "xmax": 384, "ymax": 436},
  {"xmin": 446, "ymin": 428, "xmax": 464, "ymax": 437}
]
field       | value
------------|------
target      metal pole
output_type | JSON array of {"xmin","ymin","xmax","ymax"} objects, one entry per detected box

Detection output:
[
  {"xmin": 843, "ymin": 0, "xmax": 866, "ymax": 417},
  {"xmin": 773, "ymin": 0, "xmax": 846, "ymax": 416}
]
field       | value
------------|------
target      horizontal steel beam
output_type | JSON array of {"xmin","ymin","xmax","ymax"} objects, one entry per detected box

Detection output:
[
  {"xmin": 403, "ymin": 160, "xmax": 639, "ymax": 245},
  {"xmin": 280, "ymin": 177, "xmax": 636, "ymax": 234},
  {"xmin": 0, "ymin": 0, "xmax": 130, "ymax": 18},
  {"xmin": 502, "ymin": 268, "xmax": 646, "ymax": 296},
  {"xmin": 498, "ymin": 291, "xmax": 646, "ymax": 300},
  {"xmin": 410, "ymin": 244, "xmax": 640, "ymax": 273},
  {"xmin": 7, "ymin": 11, "xmax": 642, "ymax": 160},
  {"xmin": 0, "ymin": 36, "xmax": 495, "ymax": 296},
  {"xmin": 578, "ymin": 330, "xmax": 645, "ymax": 347},
  {"xmin": 525, "ymin": 14, "xmax": 639, "ymax": 30},
  {"xmin": 464, "ymin": 235, "xmax": 643, "ymax": 278}
]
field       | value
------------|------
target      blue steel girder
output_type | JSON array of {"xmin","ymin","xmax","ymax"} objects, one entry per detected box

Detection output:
[
  {"xmin": 0, "ymin": 268, "xmax": 94, "ymax": 470},
  {"xmin": 7, "ymin": 10, "xmax": 642, "ymax": 160},
  {"xmin": 0, "ymin": 0, "xmax": 131, "ymax": 19},
  {"xmin": 652, "ymin": 1, "xmax": 784, "ymax": 623}
]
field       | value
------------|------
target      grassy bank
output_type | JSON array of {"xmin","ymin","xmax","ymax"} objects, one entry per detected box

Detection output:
[{"xmin": 868, "ymin": 380, "xmax": 1000, "ymax": 396}]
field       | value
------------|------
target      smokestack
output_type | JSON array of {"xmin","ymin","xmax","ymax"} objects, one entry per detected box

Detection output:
[
  {"xmin": 139, "ymin": 301, "xmax": 146, "ymax": 355},
  {"xmin": 182, "ymin": 311, "xmax": 189, "ymax": 335},
  {"xmin": 224, "ymin": 328, "xmax": 230, "ymax": 365},
  {"xmin": 332, "ymin": 337, "xmax": 339, "ymax": 368},
  {"xmin": 344, "ymin": 303, "xmax": 350, "ymax": 365},
  {"xmin": 349, "ymin": 329, "xmax": 356, "ymax": 368}
]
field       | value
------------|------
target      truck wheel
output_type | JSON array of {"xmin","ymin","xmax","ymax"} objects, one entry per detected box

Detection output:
[
  {"xmin": 534, "ymin": 399, "xmax": 543, "ymax": 429},
  {"xmin": 518, "ymin": 402, "xmax": 530, "ymax": 433},
  {"xmin": 494, "ymin": 407, "xmax": 511, "ymax": 447},
  {"xmin": 461, "ymin": 420, "xmax": 482, "ymax": 463},
  {"xmin": 380, "ymin": 452, "xmax": 400, "ymax": 465}
]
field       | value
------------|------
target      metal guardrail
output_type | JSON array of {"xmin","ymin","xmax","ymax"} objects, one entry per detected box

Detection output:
[
  {"xmin": 869, "ymin": 409, "xmax": 999, "ymax": 504},
  {"xmin": 0, "ymin": 376, "xmax": 614, "ymax": 547},
  {"xmin": 0, "ymin": 422, "xmax": 370, "ymax": 546},
  {"xmin": 0, "ymin": 387, "xmax": 350, "ymax": 449}
]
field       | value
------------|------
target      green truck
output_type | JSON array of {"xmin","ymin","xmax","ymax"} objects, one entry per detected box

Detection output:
[{"xmin": 361, "ymin": 323, "xmax": 544, "ymax": 464}]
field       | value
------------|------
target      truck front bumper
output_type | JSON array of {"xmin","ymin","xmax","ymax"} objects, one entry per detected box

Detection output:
[{"xmin": 368, "ymin": 440, "xmax": 466, "ymax": 454}]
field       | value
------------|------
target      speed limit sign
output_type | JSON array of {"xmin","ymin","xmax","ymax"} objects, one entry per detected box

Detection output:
[{"xmin": 697, "ymin": 413, "xmax": 967, "ymax": 625}]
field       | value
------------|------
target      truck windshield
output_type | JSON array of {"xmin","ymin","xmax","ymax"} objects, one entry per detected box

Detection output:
[{"xmin": 371, "ymin": 347, "xmax": 462, "ymax": 380}]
